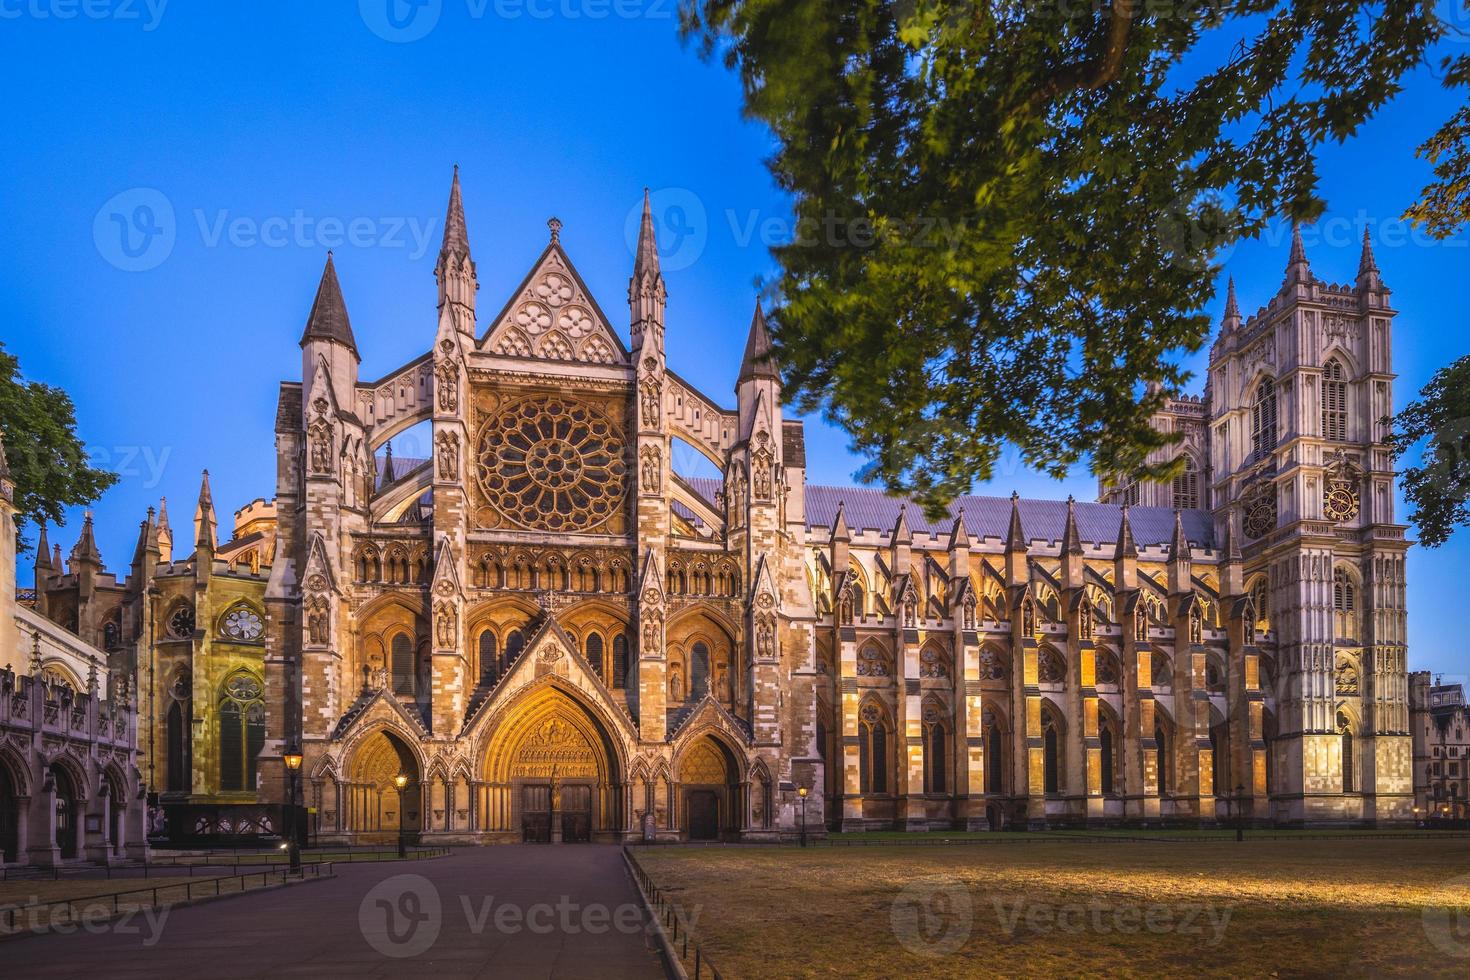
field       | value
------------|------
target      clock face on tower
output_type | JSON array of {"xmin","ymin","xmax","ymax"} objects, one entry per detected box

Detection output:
[
  {"xmin": 1243, "ymin": 482, "xmax": 1277, "ymax": 539},
  {"xmin": 1324, "ymin": 480, "xmax": 1360, "ymax": 523}
]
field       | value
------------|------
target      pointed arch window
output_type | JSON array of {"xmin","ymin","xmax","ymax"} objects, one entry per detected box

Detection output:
[
  {"xmin": 1154, "ymin": 723, "xmax": 1170, "ymax": 796},
  {"xmin": 478, "ymin": 630, "xmax": 498, "ymax": 684},
  {"xmin": 219, "ymin": 673, "xmax": 265, "ymax": 792},
  {"xmin": 1172, "ymin": 455, "xmax": 1200, "ymax": 510},
  {"xmin": 585, "ymin": 632, "xmax": 604, "ymax": 679},
  {"xmin": 505, "ymin": 629, "xmax": 525, "ymax": 670},
  {"xmin": 391, "ymin": 632, "xmax": 415, "ymax": 695},
  {"xmin": 1100, "ymin": 723, "xmax": 1116, "ymax": 795},
  {"xmin": 1042, "ymin": 707, "xmax": 1063, "ymax": 794},
  {"xmin": 1333, "ymin": 568, "xmax": 1358, "ymax": 641},
  {"xmin": 1322, "ymin": 359, "xmax": 1348, "ymax": 442},
  {"xmin": 690, "ymin": 642, "xmax": 711, "ymax": 699},
  {"xmin": 1251, "ymin": 377, "xmax": 1278, "ymax": 462},
  {"xmin": 985, "ymin": 713, "xmax": 1004, "ymax": 794},
  {"xmin": 1338, "ymin": 711, "xmax": 1355, "ymax": 793},
  {"xmin": 166, "ymin": 700, "xmax": 190, "ymax": 793},
  {"xmin": 922, "ymin": 702, "xmax": 947, "ymax": 794},
  {"xmin": 859, "ymin": 702, "xmax": 890, "ymax": 794},
  {"xmin": 612, "ymin": 633, "xmax": 628, "ymax": 689}
]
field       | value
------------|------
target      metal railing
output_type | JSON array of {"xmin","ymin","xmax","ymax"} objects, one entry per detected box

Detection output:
[
  {"xmin": 0, "ymin": 862, "xmax": 334, "ymax": 935},
  {"xmin": 143, "ymin": 846, "xmax": 450, "ymax": 869},
  {"xmin": 624, "ymin": 846, "xmax": 725, "ymax": 980}
]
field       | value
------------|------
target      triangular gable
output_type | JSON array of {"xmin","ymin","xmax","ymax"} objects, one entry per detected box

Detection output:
[
  {"xmin": 669, "ymin": 694, "xmax": 753, "ymax": 744},
  {"xmin": 473, "ymin": 612, "xmax": 637, "ymax": 739},
  {"xmin": 480, "ymin": 242, "xmax": 628, "ymax": 365},
  {"xmin": 430, "ymin": 534, "xmax": 462, "ymax": 596},
  {"xmin": 303, "ymin": 531, "xmax": 339, "ymax": 595}
]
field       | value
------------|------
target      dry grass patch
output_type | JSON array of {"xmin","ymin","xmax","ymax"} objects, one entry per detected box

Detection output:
[{"xmin": 636, "ymin": 839, "xmax": 1470, "ymax": 978}]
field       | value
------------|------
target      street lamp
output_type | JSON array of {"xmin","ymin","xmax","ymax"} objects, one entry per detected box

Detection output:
[
  {"xmin": 283, "ymin": 745, "xmax": 303, "ymax": 873},
  {"xmin": 393, "ymin": 773, "xmax": 410, "ymax": 859},
  {"xmin": 798, "ymin": 786, "xmax": 808, "ymax": 848}
]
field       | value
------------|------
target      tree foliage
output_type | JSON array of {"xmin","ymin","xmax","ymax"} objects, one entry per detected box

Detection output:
[
  {"xmin": 0, "ymin": 342, "xmax": 117, "ymax": 552},
  {"xmin": 1389, "ymin": 354, "xmax": 1470, "ymax": 547},
  {"xmin": 681, "ymin": 0, "xmax": 1457, "ymax": 516}
]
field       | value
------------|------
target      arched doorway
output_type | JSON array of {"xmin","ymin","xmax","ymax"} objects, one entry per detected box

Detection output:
[
  {"xmin": 0, "ymin": 759, "xmax": 19, "ymax": 863},
  {"xmin": 481, "ymin": 686, "xmax": 624, "ymax": 843},
  {"xmin": 50, "ymin": 764, "xmax": 79, "ymax": 860},
  {"xmin": 677, "ymin": 736, "xmax": 742, "ymax": 841},
  {"xmin": 346, "ymin": 729, "xmax": 421, "ymax": 844}
]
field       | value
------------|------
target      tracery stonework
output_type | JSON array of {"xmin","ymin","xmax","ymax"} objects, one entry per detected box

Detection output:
[
  {"xmin": 472, "ymin": 394, "xmax": 627, "ymax": 532},
  {"xmin": 34, "ymin": 173, "xmax": 1382, "ymax": 850}
]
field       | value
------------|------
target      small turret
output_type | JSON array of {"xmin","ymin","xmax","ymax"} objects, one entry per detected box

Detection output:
[
  {"xmin": 628, "ymin": 189, "xmax": 666, "ymax": 351},
  {"xmin": 156, "ymin": 497, "xmax": 173, "ymax": 563},
  {"xmin": 1005, "ymin": 492, "xmax": 1028, "ymax": 587},
  {"xmin": 829, "ymin": 502, "xmax": 850, "ymax": 576},
  {"xmin": 1167, "ymin": 509, "xmax": 1192, "ymax": 594},
  {"xmin": 434, "ymin": 165, "xmax": 478, "ymax": 332},
  {"xmin": 890, "ymin": 504, "xmax": 912, "ymax": 576},
  {"xmin": 194, "ymin": 469, "xmax": 217, "ymax": 555},
  {"xmin": 1060, "ymin": 496, "xmax": 1084, "ymax": 590},
  {"xmin": 1222, "ymin": 276, "xmax": 1240, "ymax": 332},
  {"xmin": 1113, "ymin": 504, "xmax": 1137, "ymax": 592}
]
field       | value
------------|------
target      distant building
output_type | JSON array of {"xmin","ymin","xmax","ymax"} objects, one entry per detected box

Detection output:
[
  {"xmin": 1410, "ymin": 672, "xmax": 1470, "ymax": 820},
  {"xmin": 0, "ymin": 433, "xmax": 144, "ymax": 866}
]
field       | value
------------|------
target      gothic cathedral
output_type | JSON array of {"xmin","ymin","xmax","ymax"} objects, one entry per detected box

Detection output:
[{"xmin": 30, "ymin": 172, "xmax": 1413, "ymax": 839}]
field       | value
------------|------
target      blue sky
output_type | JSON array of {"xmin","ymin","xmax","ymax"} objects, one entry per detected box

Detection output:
[{"xmin": 0, "ymin": 2, "xmax": 1465, "ymax": 678}]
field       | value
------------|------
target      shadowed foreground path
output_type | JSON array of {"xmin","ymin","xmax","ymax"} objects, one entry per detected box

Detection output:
[{"xmin": 7, "ymin": 845, "xmax": 667, "ymax": 979}]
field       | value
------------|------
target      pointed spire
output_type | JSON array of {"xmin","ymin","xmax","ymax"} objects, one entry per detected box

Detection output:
[
  {"xmin": 1062, "ymin": 495, "xmax": 1084, "ymax": 555},
  {"xmin": 1222, "ymin": 276, "xmax": 1240, "ymax": 329},
  {"xmin": 435, "ymin": 165, "xmax": 478, "ymax": 321},
  {"xmin": 1357, "ymin": 228, "xmax": 1382, "ymax": 291},
  {"xmin": 156, "ymin": 497, "xmax": 173, "ymax": 563},
  {"xmin": 548, "ymin": 216, "xmax": 562, "ymax": 245},
  {"xmin": 1224, "ymin": 506, "xmax": 1242, "ymax": 562},
  {"xmin": 1170, "ymin": 509, "xmax": 1192, "ymax": 561},
  {"xmin": 195, "ymin": 469, "xmax": 217, "ymax": 551},
  {"xmin": 35, "ymin": 522, "xmax": 53, "ymax": 571},
  {"xmin": 830, "ymin": 501, "xmax": 850, "ymax": 542},
  {"xmin": 632, "ymin": 189, "xmax": 659, "ymax": 282},
  {"xmin": 1285, "ymin": 224, "xmax": 1311, "ymax": 285},
  {"xmin": 381, "ymin": 441, "xmax": 395, "ymax": 486},
  {"xmin": 72, "ymin": 510, "xmax": 101, "ymax": 565},
  {"xmin": 1006, "ymin": 492, "xmax": 1027, "ymax": 551},
  {"xmin": 739, "ymin": 299, "xmax": 779, "ymax": 384},
  {"xmin": 891, "ymin": 502, "xmax": 911, "ymax": 543},
  {"xmin": 948, "ymin": 510, "xmax": 971, "ymax": 551},
  {"xmin": 629, "ymin": 188, "xmax": 667, "ymax": 349},
  {"xmin": 300, "ymin": 252, "xmax": 359, "ymax": 358},
  {"xmin": 1113, "ymin": 505, "xmax": 1138, "ymax": 560}
]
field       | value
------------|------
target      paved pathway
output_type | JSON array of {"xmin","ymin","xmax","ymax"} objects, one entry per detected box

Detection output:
[{"xmin": 6, "ymin": 846, "xmax": 667, "ymax": 979}]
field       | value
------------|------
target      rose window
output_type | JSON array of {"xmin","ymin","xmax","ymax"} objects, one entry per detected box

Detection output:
[
  {"xmin": 223, "ymin": 606, "xmax": 264, "ymax": 641},
  {"xmin": 475, "ymin": 397, "xmax": 627, "ymax": 531},
  {"xmin": 1243, "ymin": 482, "xmax": 1277, "ymax": 539},
  {"xmin": 168, "ymin": 605, "xmax": 196, "ymax": 639}
]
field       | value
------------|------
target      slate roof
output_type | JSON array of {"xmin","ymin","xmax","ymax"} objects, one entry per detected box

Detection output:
[{"xmin": 803, "ymin": 484, "xmax": 1214, "ymax": 550}]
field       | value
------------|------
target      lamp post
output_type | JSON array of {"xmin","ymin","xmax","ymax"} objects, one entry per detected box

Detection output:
[
  {"xmin": 798, "ymin": 786, "xmax": 808, "ymax": 848},
  {"xmin": 393, "ymin": 773, "xmax": 409, "ymax": 859},
  {"xmin": 283, "ymin": 745, "xmax": 303, "ymax": 873}
]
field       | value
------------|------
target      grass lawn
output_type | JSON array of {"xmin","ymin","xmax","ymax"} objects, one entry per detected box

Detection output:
[{"xmin": 634, "ymin": 838, "xmax": 1470, "ymax": 978}]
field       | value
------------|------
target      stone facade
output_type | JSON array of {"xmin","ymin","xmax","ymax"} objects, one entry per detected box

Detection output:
[
  {"xmin": 29, "ymin": 483, "xmax": 275, "ymax": 836},
  {"xmin": 23, "ymin": 177, "xmax": 1414, "ymax": 840},
  {"xmin": 1409, "ymin": 672, "xmax": 1470, "ymax": 820},
  {"xmin": 1, "ymin": 434, "xmax": 145, "ymax": 865}
]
